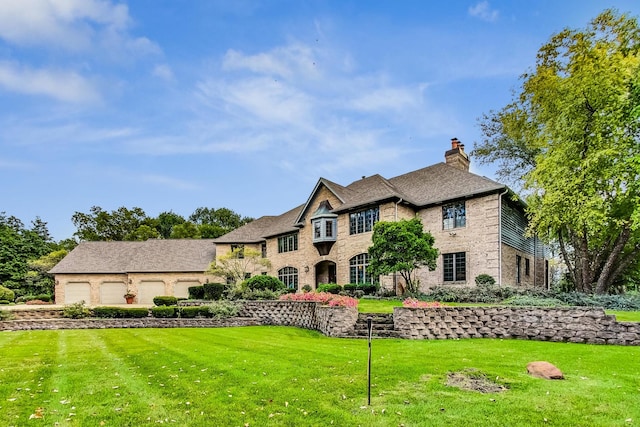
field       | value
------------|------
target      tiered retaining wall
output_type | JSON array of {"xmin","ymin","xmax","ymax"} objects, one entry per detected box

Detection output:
[
  {"xmin": 1, "ymin": 303, "xmax": 639, "ymax": 345},
  {"xmin": 393, "ymin": 306, "xmax": 640, "ymax": 345}
]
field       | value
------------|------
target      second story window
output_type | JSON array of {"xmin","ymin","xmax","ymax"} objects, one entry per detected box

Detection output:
[
  {"xmin": 349, "ymin": 207, "xmax": 379, "ymax": 235},
  {"xmin": 278, "ymin": 233, "xmax": 298, "ymax": 253},
  {"xmin": 443, "ymin": 202, "xmax": 466, "ymax": 230},
  {"xmin": 230, "ymin": 244, "xmax": 244, "ymax": 258}
]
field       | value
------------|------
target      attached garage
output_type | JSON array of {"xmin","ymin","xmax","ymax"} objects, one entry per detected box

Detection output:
[
  {"xmin": 65, "ymin": 282, "xmax": 91, "ymax": 304},
  {"xmin": 50, "ymin": 240, "xmax": 217, "ymax": 305},
  {"xmin": 174, "ymin": 281, "xmax": 200, "ymax": 299},
  {"xmin": 100, "ymin": 281, "xmax": 127, "ymax": 305},
  {"xmin": 137, "ymin": 281, "xmax": 166, "ymax": 304}
]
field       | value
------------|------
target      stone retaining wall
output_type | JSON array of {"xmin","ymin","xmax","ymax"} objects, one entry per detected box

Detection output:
[
  {"xmin": 2, "ymin": 304, "xmax": 639, "ymax": 345},
  {"xmin": 393, "ymin": 306, "xmax": 640, "ymax": 345}
]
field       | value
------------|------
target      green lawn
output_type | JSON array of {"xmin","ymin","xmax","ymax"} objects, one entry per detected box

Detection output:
[{"xmin": 1, "ymin": 327, "xmax": 639, "ymax": 426}]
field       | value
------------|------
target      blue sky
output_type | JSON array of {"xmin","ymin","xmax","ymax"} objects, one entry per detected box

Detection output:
[{"xmin": 2, "ymin": 0, "xmax": 640, "ymax": 241}]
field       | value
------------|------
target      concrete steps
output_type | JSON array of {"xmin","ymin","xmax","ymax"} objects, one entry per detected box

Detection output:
[{"xmin": 353, "ymin": 313, "xmax": 400, "ymax": 338}]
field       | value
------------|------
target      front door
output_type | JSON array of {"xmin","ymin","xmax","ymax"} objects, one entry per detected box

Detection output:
[{"xmin": 314, "ymin": 261, "xmax": 337, "ymax": 287}]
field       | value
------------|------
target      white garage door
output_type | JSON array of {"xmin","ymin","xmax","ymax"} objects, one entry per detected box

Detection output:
[
  {"xmin": 65, "ymin": 282, "xmax": 91, "ymax": 304},
  {"xmin": 174, "ymin": 281, "xmax": 199, "ymax": 299},
  {"xmin": 100, "ymin": 282, "xmax": 127, "ymax": 305},
  {"xmin": 138, "ymin": 281, "xmax": 166, "ymax": 304}
]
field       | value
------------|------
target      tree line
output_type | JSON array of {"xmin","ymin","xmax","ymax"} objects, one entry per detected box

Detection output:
[{"xmin": 0, "ymin": 206, "xmax": 253, "ymax": 300}]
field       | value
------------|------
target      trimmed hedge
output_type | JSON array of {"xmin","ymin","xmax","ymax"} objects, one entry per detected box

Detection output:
[
  {"xmin": 153, "ymin": 296, "xmax": 178, "ymax": 306},
  {"xmin": 203, "ymin": 283, "xmax": 226, "ymax": 300},
  {"xmin": 151, "ymin": 306, "xmax": 176, "ymax": 318},
  {"xmin": 188, "ymin": 285, "xmax": 205, "ymax": 299},
  {"xmin": 242, "ymin": 275, "xmax": 285, "ymax": 292},
  {"xmin": 0, "ymin": 285, "xmax": 15, "ymax": 302},
  {"xmin": 317, "ymin": 283, "xmax": 342, "ymax": 294},
  {"xmin": 93, "ymin": 306, "xmax": 149, "ymax": 318}
]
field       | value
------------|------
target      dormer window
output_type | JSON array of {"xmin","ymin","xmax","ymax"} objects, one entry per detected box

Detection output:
[{"xmin": 311, "ymin": 200, "xmax": 338, "ymax": 255}]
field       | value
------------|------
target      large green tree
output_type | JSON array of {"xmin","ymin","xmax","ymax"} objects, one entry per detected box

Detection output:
[
  {"xmin": 0, "ymin": 213, "xmax": 54, "ymax": 297},
  {"xmin": 189, "ymin": 207, "xmax": 254, "ymax": 238},
  {"xmin": 367, "ymin": 217, "xmax": 438, "ymax": 294},
  {"xmin": 71, "ymin": 206, "xmax": 157, "ymax": 241},
  {"xmin": 474, "ymin": 9, "xmax": 640, "ymax": 294}
]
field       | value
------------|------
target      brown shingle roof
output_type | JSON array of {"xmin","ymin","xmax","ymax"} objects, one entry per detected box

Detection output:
[
  {"xmin": 49, "ymin": 239, "xmax": 216, "ymax": 274},
  {"xmin": 214, "ymin": 160, "xmax": 507, "ymax": 244}
]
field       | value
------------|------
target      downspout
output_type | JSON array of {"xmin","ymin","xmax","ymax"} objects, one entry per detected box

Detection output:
[{"xmin": 498, "ymin": 188, "xmax": 508, "ymax": 286}]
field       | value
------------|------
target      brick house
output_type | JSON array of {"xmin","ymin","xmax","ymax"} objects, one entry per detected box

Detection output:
[
  {"xmin": 214, "ymin": 139, "xmax": 547, "ymax": 293},
  {"xmin": 51, "ymin": 239, "xmax": 216, "ymax": 305}
]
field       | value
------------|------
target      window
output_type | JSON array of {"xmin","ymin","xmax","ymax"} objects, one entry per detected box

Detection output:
[
  {"xmin": 230, "ymin": 244, "xmax": 244, "ymax": 259},
  {"xmin": 443, "ymin": 252, "xmax": 466, "ymax": 282},
  {"xmin": 261, "ymin": 242, "xmax": 267, "ymax": 258},
  {"xmin": 278, "ymin": 267, "xmax": 298, "ymax": 290},
  {"xmin": 349, "ymin": 207, "xmax": 379, "ymax": 235},
  {"xmin": 516, "ymin": 255, "xmax": 522, "ymax": 284},
  {"xmin": 442, "ymin": 202, "xmax": 466, "ymax": 230},
  {"xmin": 312, "ymin": 217, "xmax": 337, "ymax": 242},
  {"xmin": 278, "ymin": 233, "xmax": 298, "ymax": 253},
  {"xmin": 350, "ymin": 253, "xmax": 373, "ymax": 284},
  {"xmin": 525, "ymin": 258, "xmax": 530, "ymax": 276}
]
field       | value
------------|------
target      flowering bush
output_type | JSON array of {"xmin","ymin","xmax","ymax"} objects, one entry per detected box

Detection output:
[
  {"xmin": 402, "ymin": 298, "xmax": 445, "ymax": 308},
  {"xmin": 279, "ymin": 292, "xmax": 358, "ymax": 307}
]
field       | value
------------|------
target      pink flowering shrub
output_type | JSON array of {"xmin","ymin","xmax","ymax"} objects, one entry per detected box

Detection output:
[
  {"xmin": 402, "ymin": 298, "xmax": 445, "ymax": 308},
  {"xmin": 279, "ymin": 292, "xmax": 358, "ymax": 307}
]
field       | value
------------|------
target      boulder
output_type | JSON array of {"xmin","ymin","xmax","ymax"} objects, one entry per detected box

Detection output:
[{"xmin": 526, "ymin": 361, "xmax": 564, "ymax": 380}]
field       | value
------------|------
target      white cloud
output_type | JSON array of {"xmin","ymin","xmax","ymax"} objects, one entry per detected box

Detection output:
[
  {"xmin": 152, "ymin": 64, "xmax": 174, "ymax": 81},
  {"xmin": 0, "ymin": 0, "xmax": 159, "ymax": 57},
  {"xmin": 0, "ymin": 61, "xmax": 100, "ymax": 103},
  {"xmin": 222, "ymin": 43, "xmax": 321, "ymax": 80},
  {"xmin": 349, "ymin": 87, "xmax": 420, "ymax": 112},
  {"xmin": 468, "ymin": 1, "xmax": 499, "ymax": 23}
]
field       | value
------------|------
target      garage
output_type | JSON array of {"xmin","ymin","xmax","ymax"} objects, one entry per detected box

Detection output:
[
  {"xmin": 65, "ymin": 282, "xmax": 91, "ymax": 304},
  {"xmin": 174, "ymin": 281, "xmax": 200, "ymax": 299},
  {"xmin": 100, "ymin": 281, "xmax": 127, "ymax": 305},
  {"xmin": 137, "ymin": 281, "xmax": 166, "ymax": 304}
]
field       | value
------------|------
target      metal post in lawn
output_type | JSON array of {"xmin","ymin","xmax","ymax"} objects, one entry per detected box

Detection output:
[{"xmin": 367, "ymin": 316, "xmax": 372, "ymax": 406}]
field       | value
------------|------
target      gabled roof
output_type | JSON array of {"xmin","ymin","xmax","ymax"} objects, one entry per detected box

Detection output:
[
  {"xmin": 389, "ymin": 162, "xmax": 505, "ymax": 206},
  {"xmin": 49, "ymin": 239, "xmax": 216, "ymax": 274},
  {"xmin": 214, "ymin": 159, "xmax": 507, "ymax": 245}
]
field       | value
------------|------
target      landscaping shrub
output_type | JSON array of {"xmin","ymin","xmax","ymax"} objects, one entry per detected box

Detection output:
[
  {"xmin": 241, "ymin": 288, "xmax": 282, "ymax": 300},
  {"xmin": 0, "ymin": 285, "xmax": 15, "ymax": 302},
  {"xmin": 153, "ymin": 296, "xmax": 178, "ymax": 306},
  {"xmin": 205, "ymin": 300, "xmax": 241, "ymax": 319},
  {"xmin": 356, "ymin": 284, "xmax": 378, "ymax": 295},
  {"xmin": 188, "ymin": 285, "xmax": 205, "ymax": 299},
  {"xmin": 177, "ymin": 306, "xmax": 203, "ymax": 318},
  {"xmin": 63, "ymin": 301, "xmax": 91, "ymax": 319},
  {"xmin": 475, "ymin": 274, "xmax": 496, "ymax": 285},
  {"xmin": 242, "ymin": 275, "xmax": 285, "ymax": 292},
  {"xmin": 503, "ymin": 295, "xmax": 567, "ymax": 307},
  {"xmin": 123, "ymin": 308, "xmax": 149, "ymax": 318},
  {"xmin": 317, "ymin": 283, "xmax": 342, "ymax": 294},
  {"xmin": 279, "ymin": 292, "xmax": 358, "ymax": 307},
  {"xmin": 92, "ymin": 306, "xmax": 122, "ymax": 318},
  {"xmin": 203, "ymin": 283, "xmax": 226, "ymax": 300},
  {"xmin": 0, "ymin": 310, "xmax": 15, "ymax": 320},
  {"xmin": 343, "ymin": 284, "xmax": 357, "ymax": 293},
  {"xmin": 301, "ymin": 284, "xmax": 312, "ymax": 293},
  {"xmin": 151, "ymin": 306, "xmax": 176, "ymax": 318}
]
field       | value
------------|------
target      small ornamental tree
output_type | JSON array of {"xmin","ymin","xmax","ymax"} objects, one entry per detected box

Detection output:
[
  {"xmin": 368, "ymin": 217, "xmax": 438, "ymax": 294},
  {"xmin": 207, "ymin": 247, "xmax": 271, "ymax": 287}
]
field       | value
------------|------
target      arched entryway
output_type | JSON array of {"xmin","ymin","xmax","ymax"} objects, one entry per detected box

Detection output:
[{"xmin": 315, "ymin": 261, "xmax": 336, "ymax": 287}]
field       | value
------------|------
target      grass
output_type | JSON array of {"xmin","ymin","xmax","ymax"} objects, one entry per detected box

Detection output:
[{"xmin": 1, "ymin": 327, "xmax": 639, "ymax": 426}]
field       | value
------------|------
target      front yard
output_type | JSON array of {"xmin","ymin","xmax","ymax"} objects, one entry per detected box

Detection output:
[{"xmin": 1, "ymin": 326, "xmax": 639, "ymax": 426}]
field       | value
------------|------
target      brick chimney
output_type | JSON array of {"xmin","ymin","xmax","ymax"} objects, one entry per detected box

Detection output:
[{"xmin": 444, "ymin": 137, "xmax": 470, "ymax": 171}]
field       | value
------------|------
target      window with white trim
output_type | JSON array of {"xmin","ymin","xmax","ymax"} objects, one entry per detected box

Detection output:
[
  {"xmin": 349, "ymin": 253, "xmax": 372, "ymax": 284},
  {"xmin": 278, "ymin": 233, "xmax": 298, "ymax": 253},
  {"xmin": 349, "ymin": 207, "xmax": 379, "ymax": 235}
]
